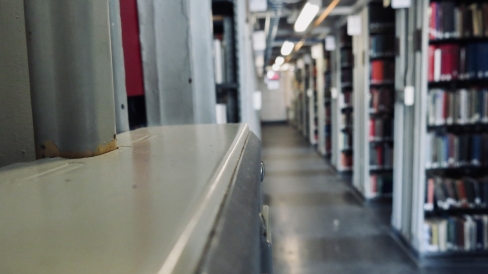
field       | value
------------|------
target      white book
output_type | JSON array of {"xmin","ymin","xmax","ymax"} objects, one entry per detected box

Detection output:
[
  {"xmin": 446, "ymin": 92, "xmax": 455, "ymax": 125},
  {"xmin": 436, "ymin": 90, "xmax": 445, "ymax": 125},
  {"xmin": 457, "ymin": 89, "xmax": 468, "ymax": 124},
  {"xmin": 483, "ymin": 90, "xmax": 488, "ymax": 123},
  {"xmin": 434, "ymin": 48, "xmax": 442, "ymax": 82},
  {"xmin": 215, "ymin": 104, "xmax": 227, "ymax": 124},
  {"xmin": 471, "ymin": 89, "xmax": 480, "ymax": 123},
  {"xmin": 213, "ymin": 39, "xmax": 224, "ymax": 84},
  {"xmin": 438, "ymin": 219, "xmax": 448, "ymax": 252},
  {"xmin": 428, "ymin": 90, "xmax": 436, "ymax": 125}
]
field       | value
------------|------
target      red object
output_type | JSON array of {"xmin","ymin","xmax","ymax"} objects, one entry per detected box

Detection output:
[
  {"xmin": 377, "ymin": 145, "xmax": 383, "ymax": 167},
  {"xmin": 439, "ymin": 45, "xmax": 449, "ymax": 80},
  {"xmin": 369, "ymin": 119, "xmax": 376, "ymax": 141},
  {"xmin": 120, "ymin": 0, "xmax": 145, "ymax": 97},
  {"xmin": 428, "ymin": 45, "xmax": 436, "ymax": 81},
  {"xmin": 430, "ymin": 2, "xmax": 438, "ymax": 40},
  {"xmin": 427, "ymin": 178, "xmax": 435, "ymax": 208}
]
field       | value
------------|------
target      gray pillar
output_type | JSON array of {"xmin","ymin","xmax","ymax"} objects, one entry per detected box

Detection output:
[
  {"xmin": 109, "ymin": 0, "xmax": 130, "ymax": 134},
  {"xmin": 139, "ymin": 0, "xmax": 216, "ymax": 126},
  {"xmin": 0, "ymin": 0, "xmax": 36, "ymax": 168},
  {"xmin": 24, "ymin": 0, "xmax": 117, "ymax": 159}
]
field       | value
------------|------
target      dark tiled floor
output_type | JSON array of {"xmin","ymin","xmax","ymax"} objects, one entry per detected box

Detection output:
[{"xmin": 262, "ymin": 124, "xmax": 487, "ymax": 274}]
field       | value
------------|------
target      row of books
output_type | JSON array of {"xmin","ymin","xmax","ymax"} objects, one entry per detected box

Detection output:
[
  {"xmin": 429, "ymin": 2, "xmax": 488, "ymax": 40},
  {"xmin": 340, "ymin": 26, "xmax": 352, "ymax": 47},
  {"xmin": 370, "ymin": 88, "xmax": 394, "ymax": 113},
  {"xmin": 371, "ymin": 60, "xmax": 394, "ymax": 84},
  {"xmin": 326, "ymin": 136, "xmax": 332, "ymax": 155},
  {"xmin": 428, "ymin": 43, "xmax": 488, "ymax": 82},
  {"xmin": 369, "ymin": 4, "xmax": 395, "ymax": 26},
  {"xmin": 371, "ymin": 174, "xmax": 393, "ymax": 197},
  {"xmin": 340, "ymin": 132, "xmax": 353, "ymax": 150},
  {"xmin": 341, "ymin": 70, "xmax": 353, "ymax": 85},
  {"xmin": 369, "ymin": 118, "xmax": 394, "ymax": 141},
  {"xmin": 341, "ymin": 49, "xmax": 353, "ymax": 67},
  {"xmin": 369, "ymin": 143, "xmax": 394, "ymax": 168},
  {"xmin": 342, "ymin": 113, "xmax": 353, "ymax": 127},
  {"xmin": 428, "ymin": 88, "xmax": 488, "ymax": 126},
  {"xmin": 425, "ymin": 133, "xmax": 488, "ymax": 169},
  {"xmin": 370, "ymin": 34, "xmax": 395, "ymax": 57},
  {"xmin": 424, "ymin": 215, "xmax": 488, "ymax": 253},
  {"xmin": 425, "ymin": 177, "xmax": 488, "ymax": 211},
  {"xmin": 341, "ymin": 153, "xmax": 353, "ymax": 168},
  {"xmin": 341, "ymin": 91, "xmax": 353, "ymax": 107}
]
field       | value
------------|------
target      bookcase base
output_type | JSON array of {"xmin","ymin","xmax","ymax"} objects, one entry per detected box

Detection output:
[{"xmin": 390, "ymin": 228, "xmax": 488, "ymax": 267}]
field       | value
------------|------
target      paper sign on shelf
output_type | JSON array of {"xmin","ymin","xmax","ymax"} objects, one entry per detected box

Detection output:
[
  {"xmin": 392, "ymin": 0, "xmax": 411, "ymax": 9},
  {"xmin": 404, "ymin": 86, "xmax": 414, "ymax": 106},
  {"xmin": 249, "ymin": 0, "xmax": 267, "ymax": 12},
  {"xmin": 311, "ymin": 44, "xmax": 322, "ymax": 59},
  {"xmin": 325, "ymin": 36, "xmax": 336, "ymax": 51},
  {"xmin": 331, "ymin": 87, "xmax": 338, "ymax": 99},
  {"xmin": 347, "ymin": 15, "xmax": 361, "ymax": 36}
]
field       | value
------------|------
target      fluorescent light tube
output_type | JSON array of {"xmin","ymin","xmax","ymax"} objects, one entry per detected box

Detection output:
[
  {"xmin": 275, "ymin": 56, "xmax": 285, "ymax": 65},
  {"xmin": 294, "ymin": 2, "xmax": 320, "ymax": 32},
  {"xmin": 281, "ymin": 41, "xmax": 295, "ymax": 56}
]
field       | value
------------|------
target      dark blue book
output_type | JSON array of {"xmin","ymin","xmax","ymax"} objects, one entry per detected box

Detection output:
[
  {"xmin": 471, "ymin": 134, "xmax": 481, "ymax": 165},
  {"xmin": 474, "ymin": 217, "xmax": 484, "ymax": 249}
]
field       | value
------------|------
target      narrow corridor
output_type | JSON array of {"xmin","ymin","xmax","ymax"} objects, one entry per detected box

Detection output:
[{"xmin": 262, "ymin": 124, "xmax": 484, "ymax": 274}]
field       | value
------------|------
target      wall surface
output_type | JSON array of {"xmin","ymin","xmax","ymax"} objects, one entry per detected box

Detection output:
[
  {"xmin": 259, "ymin": 77, "xmax": 287, "ymax": 122},
  {"xmin": 0, "ymin": 0, "xmax": 36, "ymax": 167}
]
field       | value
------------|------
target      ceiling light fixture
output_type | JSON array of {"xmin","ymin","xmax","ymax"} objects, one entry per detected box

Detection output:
[
  {"xmin": 286, "ymin": 0, "xmax": 341, "ymax": 62},
  {"xmin": 294, "ymin": 2, "xmax": 320, "ymax": 32},
  {"xmin": 281, "ymin": 41, "xmax": 295, "ymax": 56},
  {"xmin": 275, "ymin": 56, "xmax": 285, "ymax": 65}
]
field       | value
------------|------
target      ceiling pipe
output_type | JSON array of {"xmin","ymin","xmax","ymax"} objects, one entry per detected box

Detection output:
[
  {"xmin": 263, "ymin": 0, "xmax": 284, "ymax": 69},
  {"xmin": 285, "ymin": 0, "xmax": 341, "ymax": 62}
]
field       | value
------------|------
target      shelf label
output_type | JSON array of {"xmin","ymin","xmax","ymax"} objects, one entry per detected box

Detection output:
[
  {"xmin": 391, "ymin": 0, "xmax": 411, "ymax": 9},
  {"xmin": 404, "ymin": 86, "xmax": 414, "ymax": 106},
  {"xmin": 325, "ymin": 36, "xmax": 336, "ymax": 51},
  {"xmin": 331, "ymin": 87, "xmax": 338, "ymax": 99},
  {"xmin": 347, "ymin": 15, "xmax": 361, "ymax": 36}
]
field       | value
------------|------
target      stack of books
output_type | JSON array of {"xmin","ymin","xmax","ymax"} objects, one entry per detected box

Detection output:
[
  {"xmin": 424, "ymin": 215, "xmax": 488, "ymax": 252},
  {"xmin": 370, "ymin": 174, "xmax": 393, "ymax": 197},
  {"xmin": 428, "ymin": 43, "xmax": 488, "ymax": 82},
  {"xmin": 369, "ymin": 143, "xmax": 394, "ymax": 169},
  {"xmin": 370, "ymin": 88, "xmax": 394, "ymax": 113},
  {"xmin": 369, "ymin": 118, "xmax": 394, "ymax": 141},
  {"xmin": 425, "ymin": 177, "xmax": 488, "ymax": 211},
  {"xmin": 429, "ymin": 2, "xmax": 488, "ymax": 40},
  {"xmin": 425, "ymin": 132, "xmax": 488, "ymax": 169},
  {"xmin": 371, "ymin": 60, "xmax": 395, "ymax": 84},
  {"xmin": 370, "ymin": 34, "xmax": 395, "ymax": 57},
  {"xmin": 428, "ymin": 89, "xmax": 488, "ymax": 125}
]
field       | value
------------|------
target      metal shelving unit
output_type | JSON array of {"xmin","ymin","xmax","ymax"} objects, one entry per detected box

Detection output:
[
  {"xmin": 351, "ymin": 3, "xmax": 396, "ymax": 200},
  {"xmin": 391, "ymin": 0, "xmax": 488, "ymax": 266}
]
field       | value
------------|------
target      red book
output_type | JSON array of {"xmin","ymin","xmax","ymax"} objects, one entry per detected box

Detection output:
[
  {"xmin": 377, "ymin": 145, "xmax": 383, "ymax": 167},
  {"xmin": 428, "ymin": 45, "xmax": 436, "ymax": 81},
  {"xmin": 456, "ymin": 180, "xmax": 468, "ymax": 208},
  {"xmin": 439, "ymin": 45, "xmax": 449, "ymax": 80},
  {"xmin": 427, "ymin": 178, "xmax": 435, "ymax": 210},
  {"xmin": 451, "ymin": 44, "xmax": 460, "ymax": 79},
  {"xmin": 369, "ymin": 119, "xmax": 376, "ymax": 141},
  {"xmin": 430, "ymin": 2, "xmax": 438, "ymax": 40}
]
